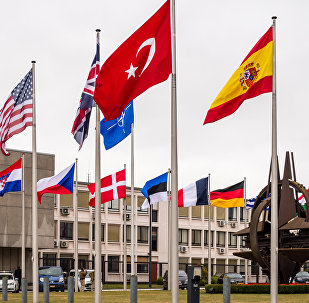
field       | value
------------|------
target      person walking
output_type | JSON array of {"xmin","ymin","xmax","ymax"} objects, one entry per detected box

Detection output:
[
  {"xmin": 80, "ymin": 268, "xmax": 87, "ymax": 292},
  {"xmin": 14, "ymin": 266, "xmax": 21, "ymax": 291},
  {"xmin": 89, "ymin": 270, "xmax": 95, "ymax": 291}
]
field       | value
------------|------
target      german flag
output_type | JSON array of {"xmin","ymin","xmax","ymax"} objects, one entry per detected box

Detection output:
[
  {"xmin": 204, "ymin": 27, "xmax": 273, "ymax": 124},
  {"xmin": 210, "ymin": 181, "xmax": 244, "ymax": 208}
]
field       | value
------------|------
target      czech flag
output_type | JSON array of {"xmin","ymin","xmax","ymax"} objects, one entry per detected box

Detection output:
[{"xmin": 37, "ymin": 163, "xmax": 75, "ymax": 203}]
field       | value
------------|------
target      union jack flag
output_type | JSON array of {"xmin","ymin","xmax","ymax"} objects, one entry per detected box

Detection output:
[
  {"xmin": 72, "ymin": 41, "xmax": 100, "ymax": 149},
  {"xmin": 0, "ymin": 70, "xmax": 33, "ymax": 156}
]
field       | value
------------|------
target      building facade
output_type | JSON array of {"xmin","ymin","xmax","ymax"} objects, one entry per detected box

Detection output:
[{"xmin": 40, "ymin": 182, "xmax": 265, "ymax": 283}]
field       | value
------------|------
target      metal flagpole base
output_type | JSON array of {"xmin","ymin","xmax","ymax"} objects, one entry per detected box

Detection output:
[
  {"xmin": 21, "ymin": 278, "xmax": 27, "ymax": 303},
  {"xmin": 130, "ymin": 275, "xmax": 138, "ymax": 303}
]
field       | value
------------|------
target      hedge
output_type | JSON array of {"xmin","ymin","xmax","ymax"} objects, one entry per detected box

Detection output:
[{"xmin": 205, "ymin": 284, "xmax": 309, "ymax": 294}]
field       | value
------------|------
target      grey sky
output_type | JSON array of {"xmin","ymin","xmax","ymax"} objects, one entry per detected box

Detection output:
[{"xmin": 1, "ymin": 0, "xmax": 308, "ymax": 199}]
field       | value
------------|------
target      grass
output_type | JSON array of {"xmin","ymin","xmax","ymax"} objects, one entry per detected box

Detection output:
[{"xmin": 3, "ymin": 291, "xmax": 309, "ymax": 302}]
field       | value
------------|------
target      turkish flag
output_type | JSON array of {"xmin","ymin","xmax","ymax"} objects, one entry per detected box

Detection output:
[{"xmin": 94, "ymin": 0, "xmax": 171, "ymax": 121}]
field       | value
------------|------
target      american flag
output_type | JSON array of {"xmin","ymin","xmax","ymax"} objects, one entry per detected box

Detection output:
[
  {"xmin": 0, "ymin": 70, "xmax": 33, "ymax": 156},
  {"xmin": 71, "ymin": 41, "xmax": 100, "ymax": 149}
]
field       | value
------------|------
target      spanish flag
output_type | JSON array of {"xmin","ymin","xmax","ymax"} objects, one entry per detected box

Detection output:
[
  {"xmin": 210, "ymin": 181, "xmax": 244, "ymax": 208},
  {"xmin": 204, "ymin": 27, "xmax": 273, "ymax": 124}
]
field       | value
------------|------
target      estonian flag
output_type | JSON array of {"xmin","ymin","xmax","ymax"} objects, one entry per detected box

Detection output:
[
  {"xmin": 141, "ymin": 172, "xmax": 168, "ymax": 209},
  {"xmin": 178, "ymin": 177, "xmax": 208, "ymax": 207}
]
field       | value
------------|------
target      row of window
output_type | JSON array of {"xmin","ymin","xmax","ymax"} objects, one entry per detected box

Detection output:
[{"xmin": 180, "ymin": 229, "xmax": 244, "ymax": 248}]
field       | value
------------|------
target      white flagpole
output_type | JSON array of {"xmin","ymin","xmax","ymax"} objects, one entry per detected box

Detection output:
[
  {"xmin": 130, "ymin": 122, "xmax": 137, "ymax": 302},
  {"xmin": 31, "ymin": 60, "xmax": 38, "ymax": 303},
  {"xmin": 270, "ymin": 16, "xmax": 278, "ymax": 303},
  {"xmin": 170, "ymin": 0, "xmax": 179, "ymax": 302},
  {"xmin": 73, "ymin": 158, "xmax": 79, "ymax": 292},
  {"xmin": 168, "ymin": 168, "xmax": 171, "ymax": 290},
  {"xmin": 21, "ymin": 153, "xmax": 26, "ymax": 279},
  {"xmin": 123, "ymin": 164, "xmax": 127, "ymax": 291},
  {"xmin": 207, "ymin": 174, "xmax": 211, "ymax": 285},
  {"xmin": 94, "ymin": 27, "xmax": 102, "ymax": 303},
  {"xmin": 244, "ymin": 177, "xmax": 248, "ymax": 285}
]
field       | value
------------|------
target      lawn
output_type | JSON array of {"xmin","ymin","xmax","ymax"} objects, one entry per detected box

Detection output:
[{"xmin": 3, "ymin": 291, "xmax": 309, "ymax": 302}]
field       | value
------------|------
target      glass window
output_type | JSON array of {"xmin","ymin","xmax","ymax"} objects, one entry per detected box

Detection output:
[
  {"xmin": 108, "ymin": 256, "xmax": 119, "ymax": 273},
  {"xmin": 216, "ymin": 259, "xmax": 226, "ymax": 274},
  {"xmin": 251, "ymin": 261, "xmax": 258, "ymax": 275},
  {"xmin": 108, "ymin": 225, "xmax": 120, "ymax": 242},
  {"xmin": 137, "ymin": 256, "xmax": 148, "ymax": 273},
  {"xmin": 192, "ymin": 206, "xmax": 201, "ymax": 219},
  {"xmin": 137, "ymin": 226, "xmax": 148, "ymax": 244},
  {"xmin": 240, "ymin": 207, "xmax": 245, "ymax": 222},
  {"xmin": 78, "ymin": 222, "xmax": 89, "ymax": 241},
  {"xmin": 228, "ymin": 232, "xmax": 237, "ymax": 248},
  {"xmin": 125, "ymin": 196, "xmax": 131, "ymax": 212},
  {"xmin": 60, "ymin": 222, "xmax": 73, "ymax": 240},
  {"xmin": 137, "ymin": 196, "xmax": 148, "ymax": 214},
  {"xmin": 240, "ymin": 236, "xmax": 246, "ymax": 248},
  {"xmin": 216, "ymin": 231, "xmax": 225, "ymax": 247},
  {"xmin": 217, "ymin": 207, "xmax": 225, "ymax": 220},
  {"xmin": 107, "ymin": 199, "xmax": 120, "ymax": 211},
  {"xmin": 191, "ymin": 258, "xmax": 201, "ymax": 266},
  {"xmin": 178, "ymin": 229, "xmax": 188, "ymax": 245},
  {"xmin": 192, "ymin": 230, "xmax": 201, "ymax": 246},
  {"xmin": 78, "ymin": 191, "xmax": 90, "ymax": 208},
  {"xmin": 204, "ymin": 205, "xmax": 214, "ymax": 220},
  {"xmin": 152, "ymin": 209, "xmax": 158, "ymax": 222},
  {"xmin": 152, "ymin": 227, "xmax": 158, "ymax": 251},
  {"xmin": 60, "ymin": 195, "xmax": 73, "ymax": 207},
  {"xmin": 228, "ymin": 208, "xmax": 237, "ymax": 221},
  {"xmin": 179, "ymin": 207, "xmax": 188, "ymax": 217},
  {"xmin": 240, "ymin": 260, "xmax": 245, "ymax": 275},
  {"xmin": 43, "ymin": 254, "xmax": 56, "ymax": 266},
  {"xmin": 92, "ymin": 224, "xmax": 104, "ymax": 242},
  {"xmin": 204, "ymin": 230, "xmax": 214, "ymax": 247}
]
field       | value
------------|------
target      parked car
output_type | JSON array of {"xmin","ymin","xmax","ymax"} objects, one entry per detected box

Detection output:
[
  {"xmin": 294, "ymin": 271, "xmax": 309, "ymax": 284},
  {"xmin": 39, "ymin": 266, "xmax": 65, "ymax": 292},
  {"xmin": 217, "ymin": 273, "xmax": 245, "ymax": 284},
  {"xmin": 0, "ymin": 271, "xmax": 19, "ymax": 293},
  {"xmin": 163, "ymin": 270, "xmax": 188, "ymax": 290},
  {"xmin": 69, "ymin": 269, "xmax": 100, "ymax": 291}
]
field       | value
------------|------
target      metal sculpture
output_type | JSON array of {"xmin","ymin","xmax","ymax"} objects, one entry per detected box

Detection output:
[{"xmin": 234, "ymin": 152, "xmax": 309, "ymax": 284}]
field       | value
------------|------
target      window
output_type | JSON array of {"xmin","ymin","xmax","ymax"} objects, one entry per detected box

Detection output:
[
  {"xmin": 192, "ymin": 206, "xmax": 201, "ymax": 219},
  {"xmin": 78, "ymin": 222, "xmax": 89, "ymax": 241},
  {"xmin": 217, "ymin": 207, "xmax": 225, "ymax": 220},
  {"xmin": 216, "ymin": 231, "xmax": 225, "ymax": 247},
  {"xmin": 216, "ymin": 259, "xmax": 225, "ymax": 274},
  {"xmin": 240, "ymin": 236, "xmax": 246, "ymax": 248},
  {"xmin": 192, "ymin": 230, "xmax": 201, "ymax": 246},
  {"xmin": 152, "ymin": 227, "xmax": 158, "ymax": 251},
  {"xmin": 125, "ymin": 196, "xmax": 131, "ymax": 213},
  {"xmin": 43, "ymin": 254, "xmax": 56, "ymax": 266},
  {"xmin": 78, "ymin": 191, "xmax": 90, "ymax": 208},
  {"xmin": 152, "ymin": 209, "xmax": 158, "ymax": 222},
  {"xmin": 107, "ymin": 199, "xmax": 120, "ymax": 211},
  {"xmin": 204, "ymin": 230, "xmax": 214, "ymax": 247},
  {"xmin": 178, "ymin": 229, "xmax": 188, "ymax": 246},
  {"xmin": 179, "ymin": 207, "xmax": 188, "ymax": 217},
  {"xmin": 240, "ymin": 260, "xmax": 245, "ymax": 275},
  {"xmin": 60, "ymin": 195, "xmax": 73, "ymax": 207},
  {"xmin": 137, "ymin": 196, "xmax": 148, "ymax": 214},
  {"xmin": 228, "ymin": 208, "xmax": 237, "ymax": 221},
  {"xmin": 251, "ymin": 261, "xmax": 258, "ymax": 276},
  {"xmin": 204, "ymin": 205, "xmax": 214, "ymax": 220},
  {"xmin": 60, "ymin": 222, "xmax": 73, "ymax": 240},
  {"xmin": 137, "ymin": 256, "xmax": 148, "ymax": 273},
  {"xmin": 240, "ymin": 207, "xmax": 245, "ymax": 222},
  {"xmin": 108, "ymin": 225, "xmax": 120, "ymax": 242},
  {"xmin": 108, "ymin": 256, "xmax": 119, "ymax": 273},
  {"xmin": 228, "ymin": 232, "xmax": 237, "ymax": 248},
  {"xmin": 123, "ymin": 225, "xmax": 131, "ymax": 243},
  {"xmin": 137, "ymin": 226, "xmax": 148, "ymax": 244},
  {"xmin": 92, "ymin": 224, "xmax": 104, "ymax": 242}
]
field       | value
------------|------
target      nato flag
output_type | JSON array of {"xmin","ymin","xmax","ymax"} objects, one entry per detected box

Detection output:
[{"xmin": 100, "ymin": 101, "xmax": 134, "ymax": 150}]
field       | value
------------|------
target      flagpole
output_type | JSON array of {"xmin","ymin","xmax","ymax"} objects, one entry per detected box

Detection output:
[
  {"xmin": 208, "ymin": 174, "xmax": 211, "ymax": 285},
  {"xmin": 94, "ymin": 28, "xmax": 102, "ymax": 303},
  {"xmin": 123, "ymin": 164, "xmax": 127, "ymax": 291},
  {"xmin": 168, "ymin": 168, "xmax": 171, "ymax": 290},
  {"xmin": 270, "ymin": 16, "xmax": 278, "ymax": 303},
  {"xmin": 21, "ymin": 153, "xmax": 25, "ymax": 279},
  {"xmin": 31, "ymin": 60, "xmax": 38, "ymax": 303},
  {"xmin": 73, "ymin": 158, "xmax": 78, "ymax": 292},
  {"xmin": 170, "ymin": 0, "xmax": 179, "ymax": 302},
  {"xmin": 130, "ymin": 122, "xmax": 137, "ymax": 303},
  {"xmin": 244, "ymin": 177, "xmax": 248, "ymax": 284}
]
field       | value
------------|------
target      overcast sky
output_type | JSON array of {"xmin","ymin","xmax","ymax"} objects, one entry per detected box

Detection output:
[{"xmin": 1, "ymin": 0, "xmax": 308, "ymax": 198}]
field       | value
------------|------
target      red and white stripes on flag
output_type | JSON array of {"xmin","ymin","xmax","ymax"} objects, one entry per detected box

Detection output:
[
  {"xmin": 88, "ymin": 169, "xmax": 126, "ymax": 207},
  {"xmin": 0, "ymin": 70, "xmax": 33, "ymax": 155}
]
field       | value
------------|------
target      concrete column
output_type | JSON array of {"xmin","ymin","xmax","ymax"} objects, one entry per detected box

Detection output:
[
  {"xmin": 21, "ymin": 278, "xmax": 27, "ymax": 303},
  {"xmin": 2, "ymin": 277, "xmax": 8, "ymax": 301},
  {"xmin": 43, "ymin": 276, "xmax": 49, "ymax": 303},
  {"xmin": 223, "ymin": 277, "xmax": 231, "ymax": 303},
  {"xmin": 68, "ymin": 277, "xmax": 74, "ymax": 303}
]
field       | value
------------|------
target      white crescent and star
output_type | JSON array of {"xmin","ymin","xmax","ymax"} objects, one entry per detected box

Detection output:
[{"xmin": 125, "ymin": 38, "xmax": 156, "ymax": 80}]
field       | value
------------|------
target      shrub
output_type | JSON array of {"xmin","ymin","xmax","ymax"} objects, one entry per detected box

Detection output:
[
  {"xmin": 211, "ymin": 275, "xmax": 219, "ymax": 284},
  {"xmin": 157, "ymin": 276, "xmax": 163, "ymax": 285}
]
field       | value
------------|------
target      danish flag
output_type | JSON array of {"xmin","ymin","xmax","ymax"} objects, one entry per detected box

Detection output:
[{"xmin": 88, "ymin": 169, "xmax": 126, "ymax": 207}]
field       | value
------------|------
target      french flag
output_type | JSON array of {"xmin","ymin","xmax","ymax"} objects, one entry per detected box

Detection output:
[
  {"xmin": 37, "ymin": 163, "xmax": 75, "ymax": 203},
  {"xmin": 178, "ymin": 177, "xmax": 209, "ymax": 207},
  {"xmin": 0, "ymin": 158, "xmax": 22, "ymax": 196}
]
